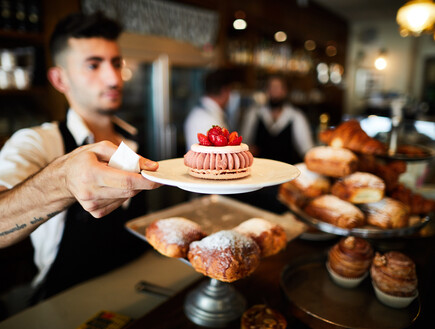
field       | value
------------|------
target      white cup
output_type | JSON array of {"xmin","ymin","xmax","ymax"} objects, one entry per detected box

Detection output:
[{"xmin": 14, "ymin": 67, "xmax": 30, "ymax": 89}]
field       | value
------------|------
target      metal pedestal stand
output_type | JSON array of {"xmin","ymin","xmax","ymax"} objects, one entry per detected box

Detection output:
[{"xmin": 184, "ymin": 278, "xmax": 246, "ymax": 327}]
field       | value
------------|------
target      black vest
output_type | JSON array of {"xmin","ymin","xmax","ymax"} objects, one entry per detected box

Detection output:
[
  {"xmin": 36, "ymin": 121, "xmax": 148, "ymax": 300},
  {"xmin": 254, "ymin": 118, "xmax": 303, "ymax": 164}
]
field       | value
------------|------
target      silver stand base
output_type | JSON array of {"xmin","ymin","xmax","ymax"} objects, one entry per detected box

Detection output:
[{"xmin": 184, "ymin": 278, "xmax": 246, "ymax": 327}]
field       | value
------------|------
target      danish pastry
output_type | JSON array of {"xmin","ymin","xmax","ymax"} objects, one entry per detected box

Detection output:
[
  {"xmin": 233, "ymin": 218, "xmax": 287, "ymax": 257},
  {"xmin": 331, "ymin": 171, "xmax": 385, "ymax": 204},
  {"xmin": 145, "ymin": 217, "xmax": 206, "ymax": 258},
  {"xmin": 187, "ymin": 230, "xmax": 260, "ymax": 282},
  {"xmin": 304, "ymin": 146, "xmax": 358, "ymax": 178},
  {"xmin": 360, "ymin": 197, "xmax": 410, "ymax": 229},
  {"xmin": 241, "ymin": 304, "xmax": 287, "ymax": 329},
  {"xmin": 304, "ymin": 195, "xmax": 365, "ymax": 229}
]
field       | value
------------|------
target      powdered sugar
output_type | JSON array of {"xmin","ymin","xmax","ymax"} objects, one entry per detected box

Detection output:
[
  {"xmin": 190, "ymin": 230, "xmax": 255, "ymax": 253},
  {"xmin": 234, "ymin": 218, "xmax": 273, "ymax": 237},
  {"xmin": 155, "ymin": 217, "xmax": 202, "ymax": 245}
]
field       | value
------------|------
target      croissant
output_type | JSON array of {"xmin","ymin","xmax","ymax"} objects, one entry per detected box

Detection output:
[
  {"xmin": 319, "ymin": 120, "xmax": 387, "ymax": 155},
  {"xmin": 389, "ymin": 183, "xmax": 435, "ymax": 215},
  {"xmin": 357, "ymin": 154, "xmax": 407, "ymax": 192}
]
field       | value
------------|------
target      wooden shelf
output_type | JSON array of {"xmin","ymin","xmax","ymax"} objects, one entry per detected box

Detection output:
[{"xmin": 0, "ymin": 29, "xmax": 44, "ymax": 44}]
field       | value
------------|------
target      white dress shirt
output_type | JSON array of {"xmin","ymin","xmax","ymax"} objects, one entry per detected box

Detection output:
[
  {"xmin": 241, "ymin": 104, "xmax": 315, "ymax": 158},
  {"xmin": 183, "ymin": 96, "xmax": 229, "ymax": 151},
  {"xmin": 0, "ymin": 109, "xmax": 137, "ymax": 286}
]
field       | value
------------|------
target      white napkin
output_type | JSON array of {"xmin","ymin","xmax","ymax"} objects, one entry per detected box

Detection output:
[{"xmin": 108, "ymin": 141, "xmax": 140, "ymax": 173}]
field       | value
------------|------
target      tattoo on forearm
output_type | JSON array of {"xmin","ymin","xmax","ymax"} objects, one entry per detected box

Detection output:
[
  {"xmin": 30, "ymin": 211, "xmax": 61, "ymax": 225},
  {"xmin": 0, "ymin": 223, "xmax": 27, "ymax": 236},
  {"xmin": 0, "ymin": 211, "xmax": 62, "ymax": 237}
]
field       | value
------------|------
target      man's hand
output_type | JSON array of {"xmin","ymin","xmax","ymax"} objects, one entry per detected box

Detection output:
[{"xmin": 60, "ymin": 141, "xmax": 161, "ymax": 218}]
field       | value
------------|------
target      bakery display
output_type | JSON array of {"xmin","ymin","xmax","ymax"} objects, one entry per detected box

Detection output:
[
  {"xmin": 330, "ymin": 171, "xmax": 385, "ymax": 204},
  {"xmin": 240, "ymin": 304, "xmax": 287, "ymax": 329},
  {"xmin": 304, "ymin": 195, "xmax": 365, "ymax": 229},
  {"xmin": 304, "ymin": 146, "xmax": 358, "ymax": 178},
  {"xmin": 327, "ymin": 236, "xmax": 373, "ymax": 288},
  {"xmin": 371, "ymin": 251, "xmax": 418, "ymax": 308},
  {"xmin": 187, "ymin": 230, "xmax": 261, "ymax": 282},
  {"xmin": 184, "ymin": 125, "xmax": 254, "ymax": 180},
  {"xmin": 233, "ymin": 218, "xmax": 287, "ymax": 257},
  {"xmin": 319, "ymin": 119, "xmax": 387, "ymax": 155},
  {"xmin": 360, "ymin": 197, "xmax": 410, "ymax": 229},
  {"xmin": 145, "ymin": 217, "xmax": 207, "ymax": 258},
  {"xmin": 289, "ymin": 163, "xmax": 331, "ymax": 198}
]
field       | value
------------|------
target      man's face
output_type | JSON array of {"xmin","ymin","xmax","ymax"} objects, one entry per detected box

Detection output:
[
  {"xmin": 60, "ymin": 37, "xmax": 123, "ymax": 115},
  {"xmin": 267, "ymin": 78, "xmax": 287, "ymax": 101}
]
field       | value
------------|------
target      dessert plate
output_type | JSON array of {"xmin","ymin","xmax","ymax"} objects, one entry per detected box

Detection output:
[{"xmin": 141, "ymin": 158, "xmax": 300, "ymax": 194}]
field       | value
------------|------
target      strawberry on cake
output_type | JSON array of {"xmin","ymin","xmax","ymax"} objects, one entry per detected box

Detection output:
[{"xmin": 184, "ymin": 125, "xmax": 254, "ymax": 180}]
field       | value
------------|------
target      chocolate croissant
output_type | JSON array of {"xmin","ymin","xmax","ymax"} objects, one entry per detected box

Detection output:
[
  {"xmin": 328, "ymin": 236, "xmax": 374, "ymax": 278},
  {"xmin": 370, "ymin": 251, "xmax": 418, "ymax": 297},
  {"xmin": 319, "ymin": 120, "xmax": 386, "ymax": 155}
]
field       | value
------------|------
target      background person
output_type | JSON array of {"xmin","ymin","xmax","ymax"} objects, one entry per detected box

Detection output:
[
  {"xmin": 241, "ymin": 75, "xmax": 315, "ymax": 164},
  {"xmin": 184, "ymin": 68, "xmax": 235, "ymax": 149}
]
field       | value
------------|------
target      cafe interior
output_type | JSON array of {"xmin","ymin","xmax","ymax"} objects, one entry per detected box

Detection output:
[{"xmin": 1, "ymin": 0, "xmax": 435, "ymax": 328}]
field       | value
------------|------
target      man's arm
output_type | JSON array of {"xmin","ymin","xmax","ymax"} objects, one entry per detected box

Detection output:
[{"xmin": 0, "ymin": 141, "xmax": 160, "ymax": 248}]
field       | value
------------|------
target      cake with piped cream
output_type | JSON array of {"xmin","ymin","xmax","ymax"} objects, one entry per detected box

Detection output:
[{"xmin": 184, "ymin": 125, "xmax": 254, "ymax": 180}]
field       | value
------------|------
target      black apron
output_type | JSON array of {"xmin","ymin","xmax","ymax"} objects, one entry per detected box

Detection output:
[
  {"xmin": 254, "ymin": 118, "xmax": 303, "ymax": 164},
  {"xmin": 35, "ymin": 121, "xmax": 148, "ymax": 300}
]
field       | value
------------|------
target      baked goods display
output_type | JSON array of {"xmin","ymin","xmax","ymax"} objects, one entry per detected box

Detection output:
[
  {"xmin": 304, "ymin": 146, "xmax": 358, "ymax": 178},
  {"xmin": 233, "ymin": 218, "xmax": 287, "ymax": 257},
  {"xmin": 304, "ymin": 195, "xmax": 365, "ymax": 229},
  {"xmin": 319, "ymin": 119, "xmax": 387, "ymax": 155},
  {"xmin": 145, "ymin": 217, "xmax": 207, "ymax": 258},
  {"xmin": 360, "ymin": 197, "xmax": 410, "ymax": 229},
  {"xmin": 184, "ymin": 125, "xmax": 254, "ymax": 180},
  {"xmin": 330, "ymin": 171, "xmax": 385, "ymax": 204},
  {"xmin": 370, "ymin": 251, "xmax": 418, "ymax": 308},
  {"xmin": 278, "ymin": 119, "xmax": 433, "ymax": 235},
  {"xmin": 327, "ymin": 236, "xmax": 373, "ymax": 288},
  {"xmin": 240, "ymin": 304, "xmax": 287, "ymax": 329},
  {"xmin": 187, "ymin": 230, "xmax": 261, "ymax": 282}
]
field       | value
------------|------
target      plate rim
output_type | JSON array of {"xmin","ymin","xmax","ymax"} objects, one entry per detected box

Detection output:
[{"xmin": 141, "ymin": 157, "xmax": 300, "ymax": 194}]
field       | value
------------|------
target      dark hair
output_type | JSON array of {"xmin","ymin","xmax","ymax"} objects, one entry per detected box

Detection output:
[
  {"xmin": 204, "ymin": 68, "xmax": 237, "ymax": 95},
  {"xmin": 49, "ymin": 11, "xmax": 123, "ymax": 64}
]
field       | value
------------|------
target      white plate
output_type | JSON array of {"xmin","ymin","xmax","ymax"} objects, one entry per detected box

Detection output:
[{"xmin": 141, "ymin": 158, "xmax": 300, "ymax": 194}]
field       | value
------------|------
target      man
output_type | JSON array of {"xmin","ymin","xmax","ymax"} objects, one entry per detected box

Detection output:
[
  {"xmin": 234, "ymin": 75, "xmax": 315, "ymax": 214},
  {"xmin": 241, "ymin": 75, "xmax": 314, "ymax": 164},
  {"xmin": 184, "ymin": 68, "xmax": 234, "ymax": 150},
  {"xmin": 0, "ymin": 12, "xmax": 160, "ymax": 305}
]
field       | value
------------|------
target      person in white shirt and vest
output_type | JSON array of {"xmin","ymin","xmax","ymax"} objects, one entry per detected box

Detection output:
[
  {"xmin": 0, "ymin": 12, "xmax": 160, "ymax": 314},
  {"xmin": 234, "ymin": 75, "xmax": 315, "ymax": 213},
  {"xmin": 242, "ymin": 75, "xmax": 315, "ymax": 164},
  {"xmin": 184, "ymin": 68, "xmax": 236, "ymax": 150}
]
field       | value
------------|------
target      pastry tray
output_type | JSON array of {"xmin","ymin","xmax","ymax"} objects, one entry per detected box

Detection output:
[
  {"xmin": 279, "ymin": 197, "xmax": 431, "ymax": 238},
  {"xmin": 126, "ymin": 195, "xmax": 308, "ymax": 249},
  {"xmin": 280, "ymin": 253, "xmax": 420, "ymax": 329}
]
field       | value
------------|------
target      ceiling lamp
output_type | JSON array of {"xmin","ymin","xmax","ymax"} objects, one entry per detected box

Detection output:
[{"xmin": 396, "ymin": 0, "xmax": 435, "ymax": 36}]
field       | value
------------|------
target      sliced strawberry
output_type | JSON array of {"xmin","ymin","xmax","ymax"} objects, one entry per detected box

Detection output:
[
  {"xmin": 213, "ymin": 134, "xmax": 228, "ymax": 146},
  {"xmin": 222, "ymin": 127, "xmax": 230, "ymax": 140},
  {"xmin": 207, "ymin": 125, "xmax": 223, "ymax": 140},
  {"xmin": 198, "ymin": 133, "xmax": 212, "ymax": 146},
  {"xmin": 228, "ymin": 131, "xmax": 238, "ymax": 143},
  {"xmin": 228, "ymin": 135, "xmax": 242, "ymax": 145}
]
